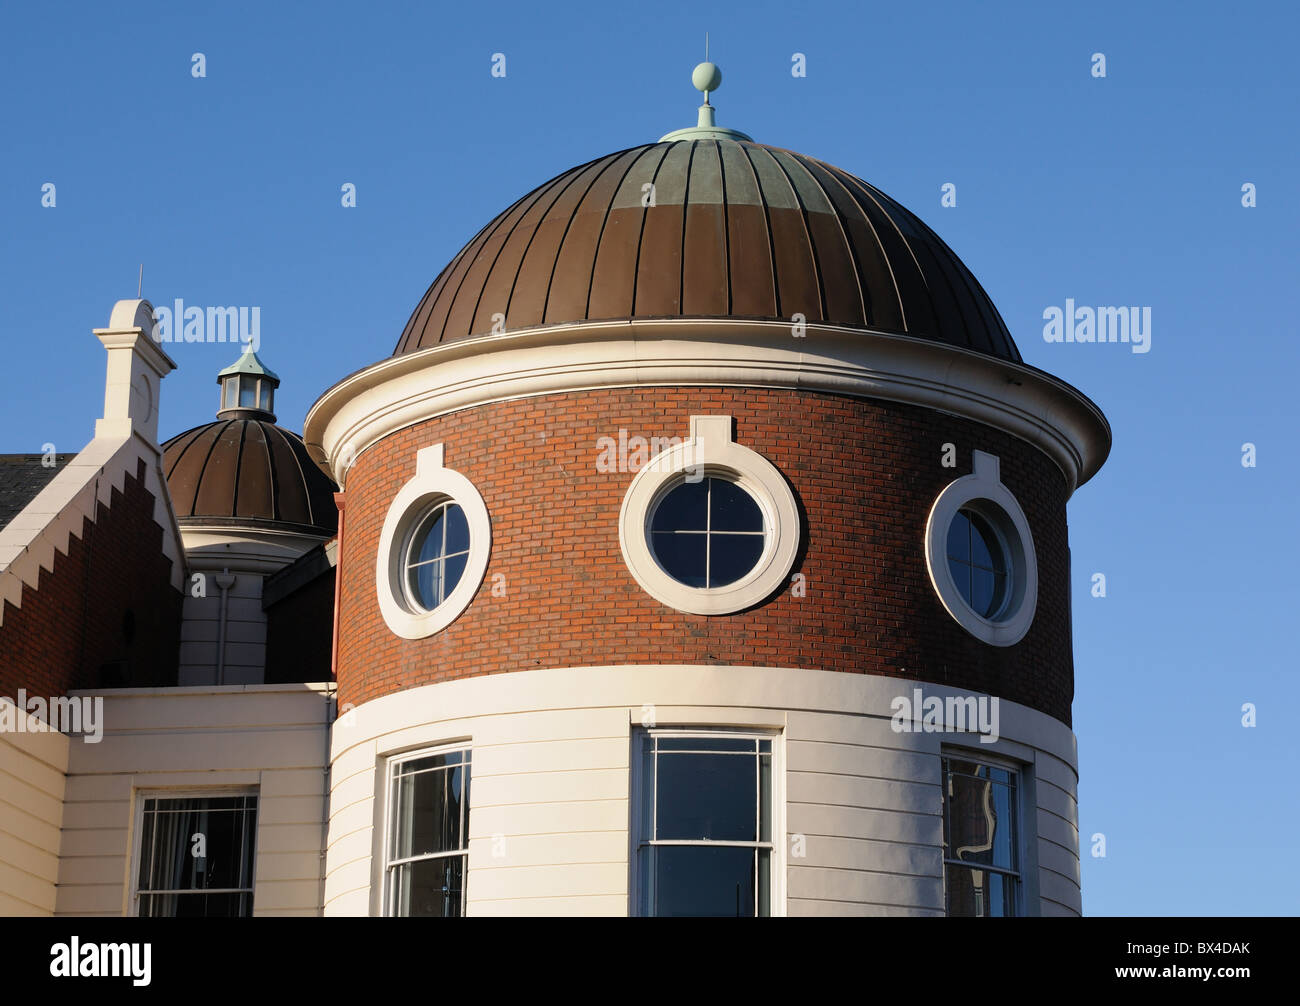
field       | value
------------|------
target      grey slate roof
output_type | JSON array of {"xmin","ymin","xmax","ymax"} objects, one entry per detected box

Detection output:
[{"xmin": 0, "ymin": 453, "xmax": 76, "ymax": 533}]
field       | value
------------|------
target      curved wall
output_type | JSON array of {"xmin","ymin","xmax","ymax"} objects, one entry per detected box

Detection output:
[
  {"xmin": 336, "ymin": 387, "xmax": 1075, "ymax": 722},
  {"xmin": 323, "ymin": 665, "xmax": 1082, "ymax": 917}
]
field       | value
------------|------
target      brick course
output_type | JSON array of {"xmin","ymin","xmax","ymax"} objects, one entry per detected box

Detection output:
[{"xmin": 336, "ymin": 388, "xmax": 1076, "ymax": 725}]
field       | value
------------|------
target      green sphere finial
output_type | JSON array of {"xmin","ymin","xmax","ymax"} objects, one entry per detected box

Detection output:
[{"xmin": 692, "ymin": 61, "xmax": 722, "ymax": 95}]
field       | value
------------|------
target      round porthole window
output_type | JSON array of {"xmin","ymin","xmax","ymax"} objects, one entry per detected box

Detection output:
[
  {"xmin": 649, "ymin": 476, "xmax": 766, "ymax": 588},
  {"xmin": 404, "ymin": 500, "xmax": 471, "ymax": 612},
  {"xmin": 376, "ymin": 444, "xmax": 491, "ymax": 639},
  {"xmin": 945, "ymin": 506, "xmax": 1011, "ymax": 620},
  {"xmin": 619, "ymin": 416, "xmax": 800, "ymax": 616},
  {"xmin": 925, "ymin": 451, "xmax": 1037, "ymax": 647}
]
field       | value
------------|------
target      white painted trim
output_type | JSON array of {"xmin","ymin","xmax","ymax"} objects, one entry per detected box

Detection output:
[
  {"xmin": 618, "ymin": 415, "xmax": 800, "ymax": 615},
  {"xmin": 304, "ymin": 318, "xmax": 1110, "ymax": 496},
  {"xmin": 924, "ymin": 451, "xmax": 1038, "ymax": 646},
  {"xmin": 374, "ymin": 444, "xmax": 491, "ymax": 639}
]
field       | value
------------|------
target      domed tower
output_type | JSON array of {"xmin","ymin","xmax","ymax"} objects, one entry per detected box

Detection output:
[
  {"xmin": 306, "ymin": 65, "xmax": 1109, "ymax": 917},
  {"xmin": 163, "ymin": 348, "xmax": 338, "ymax": 685}
]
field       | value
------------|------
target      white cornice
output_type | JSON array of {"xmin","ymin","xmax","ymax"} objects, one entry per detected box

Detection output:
[{"xmin": 304, "ymin": 319, "xmax": 1111, "ymax": 497}]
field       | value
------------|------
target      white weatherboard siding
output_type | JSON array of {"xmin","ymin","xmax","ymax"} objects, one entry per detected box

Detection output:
[
  {"xmin": 0, "ymin": 698, "xmax": 71, "ymax": 916},
  {"xmin": 54, "ymin": 684, "xmax": 332, "ymax": 917},
  {"xmin": 325, "ymin": 665, "xmax": 1080, "ymax": 917}
]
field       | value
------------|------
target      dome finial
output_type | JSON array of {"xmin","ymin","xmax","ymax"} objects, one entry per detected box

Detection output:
[{"xmin": 660, "ymin": 45, "xmax": 752, "ymax": 143}]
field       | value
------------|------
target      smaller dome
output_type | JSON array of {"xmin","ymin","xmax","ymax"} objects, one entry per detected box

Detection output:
[
  {"xmin": 163, "ymin": 420, "xmax": 337, "ymax": 534},
  {"xmin": 163, "ymin": 350, "xmax": 337, "ymax": 534}
]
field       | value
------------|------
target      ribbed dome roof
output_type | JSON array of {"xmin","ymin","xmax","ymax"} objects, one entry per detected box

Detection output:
[
  {"xmin": 395, "ymin": 138, "xmax": 1020, "ymax": 361},
  {"xmin": 162, "ymin": 419, "xmax": 337, "ymax": 534}
]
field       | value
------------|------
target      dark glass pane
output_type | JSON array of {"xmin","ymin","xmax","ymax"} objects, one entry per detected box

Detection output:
[
  {"xmin": 658, "ymin": 737, "xmax": 755, "ymax": 752},
  {"xmin": 652, "ymin": 846, "xmax": 757, "ymax": 917},
  {"xmin": 442, "ymin": 551, "xmax": 468, "ymax": 602},
  {"xmin": 651, "ymin": 480, "xmax": 708, "ymax": 533},
  {"xmin": 394, "ymin": 856, "xmax": 466, "ymax": 917},
  {"xmin": 944, "ymin": 773, "xmax": 1017, "ymax": 871},
  {"xmin": 656, "ymin": 752, "xmax": 756, "ymax": 841},
  {"xmin": 137, "ymin": 797, "xmax": 256, "ymax": 897},
  {"xmin": 946, "ymin": 510, "xmax": 971, "ymax": 563},
  {"xmin": 411, "ymin": 505, "xmax": 448, "ymax": 567},
  {"xmin": 968, "ymin": 512, "xmax": 994, "ymax": 569},
  {"xmin": 710, "ymin": 478, "xmax": 763, "ymax": 532},
  {"xmin": 757, "ymin": 849, "xmax": 771, "ymax": 917},
  {"xmin": 443, "ymin": 503, "xmax": 470, "ymax": 556},
  {"xmin": 140, "ymin": 892, "xmax": 251, "ymax": 918},
  {"xmin": 971, "ymin": 567, "xmax": 996, "ymax": 617},
  {"xmin": 951, "ymin": 558, "xmax": 972, "ymax": 605},
  {"xmin": 946, "ymin": 865, "xmax": 1017, "ymax": 917},
  {"xmin": 409, "ymin": 558, "xmax": 439, "ymax": 610},
  {"xmin": 394, "ymin": 765, "xmax": 463, "ymax": 859},
  {"xmin": 708, "ymin": 533, "xmax": 764, "ymax": 587},
  {"xmin": 651, "ymin": 531, "xmax": 707, "ymax": 587},
  {"xmin": 639, "ymin": 743, "xmax": 656, "ymax": 842},
  {"xmin": 397, "ymin": 751, "xmax": 463, "ymax": 775}
]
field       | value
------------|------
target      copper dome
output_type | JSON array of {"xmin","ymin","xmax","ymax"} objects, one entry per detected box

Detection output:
[
  {"xmin": 395, "ymin": 138, "xmax": 1020, "ymax": 361},
  {"xmin": 162, "ymin": 420, "xmax": 338, "ymax": 534}
]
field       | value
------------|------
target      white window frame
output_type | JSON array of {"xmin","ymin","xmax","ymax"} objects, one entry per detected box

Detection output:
[
  {"xmin": 618, "ymin": 416, "xmax": 800, "ymax": 615},
  {"xmin": 939, "ymin": 748, "xmax": 1023, "ymax": 918},
  {"xmin": 376, "ymin": 443, "xmax": 491, "ymax": 638},
  {"xmin": 629, "ymin": 726, "xmax": 784, "ymax": 917},
  {"xmin": 382, "ymin": 742, "xmax": 472, "ymax": 918},
  {"xmin": 128, "ymin": 787, "xmax": 259, "ymax": 918},
  {"xmin": 924, "ymin": 450, "xmax": 1038, "ymax": 646}
]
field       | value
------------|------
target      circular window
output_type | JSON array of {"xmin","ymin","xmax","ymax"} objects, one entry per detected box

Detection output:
[
  {"xmin": 618, "ymin": 416, "xmax": 800, "ymax": 616},
  {"xmin": 945, "ymin": 506, "xmax": 1010, "ymax": 619},
  {"xmin": 649, "ymin": 476, "xmax": 766, "ymax": 588},
  {"xmin": 924, "ymin": 451, "xmax": 1037, "ymax": 647},
  {"xmin": 376, "ymin": 444, "xmax": 491, "ymax": 639},
  {"xmin": 404, "ymin": 500, "xmax": 471, "ymax": 612}
]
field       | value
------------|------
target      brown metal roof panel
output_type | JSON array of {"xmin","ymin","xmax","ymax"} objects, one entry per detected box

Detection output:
[
  {"xmin": 682, "ymin": 202, "xmax": 728, "ymax": 315},
  {"xmin": 233, "ymin": 420, "xmax": 274, "ymax": 520},
  {"xmin": 264, "ymin": 424, "xmax": 312, "ymax": 525},
  {"xmin": 719, "ymin": 144, "xmax": 776, "ymax": 316},
  {"xmin": 192, "ymin": 422, "xmax": 243, "ymax": 518},
  {"xmin": 508, "ymin": 158, "xmax": 609, "ymax": 330},
  {"xmin": 746, "ymin": 146, "xmax": 822, "ymax": 321},
  {"xmin": 725, "ymin": 203, "xmax": 778, "ymax": 317},
  {"xmin": 803, "ymin": 159, "xmax": 902, "ymax": 332},
  {"xmin": 833, "ymin": 170, "xmax": 940, "ymax": 338},
  {"xmin": 165, "ymin": 422, "xmax": 227, "ymax": 517},
  {"xmin": 546, "ymin": 148, "xmax": 653, "ymax": 325},
  {"xmin": 632, "ymin": 144, "xmax": 696, "ymax": 316},
  {"xmin": 404, "ymin": 216, "xmax": 501, "ymax": 352},
  {"xmin": 442, "ymin": 183, "xmax": 551, "ymax": 341},
  {"xmin": 781, "ymin": 154, "xmax": 868, "ymax": 326},
  {"xmin": 472, "ymin": 174, "xmax": 571, "ymax": 336}
]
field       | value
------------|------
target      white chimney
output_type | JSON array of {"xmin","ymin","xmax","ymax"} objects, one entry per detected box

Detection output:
[{"xmin": 92, "ymin": 299, "xmax": 177, "ymax": 445}]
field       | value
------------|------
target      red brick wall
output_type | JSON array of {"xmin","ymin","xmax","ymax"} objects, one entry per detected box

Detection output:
[
  {"xmin": 337, "ymin": 388, "xmax": 1075, "ymax": 724},
  {"xmin": 0, "ymin": 458, "xmax": 182, "ymax": 697}
]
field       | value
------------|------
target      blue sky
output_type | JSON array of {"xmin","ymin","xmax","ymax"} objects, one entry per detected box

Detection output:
[{"xmin": 2, "ymin": 1, "xmax": 1296, "ymax": 915}]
